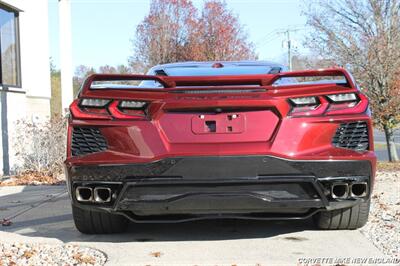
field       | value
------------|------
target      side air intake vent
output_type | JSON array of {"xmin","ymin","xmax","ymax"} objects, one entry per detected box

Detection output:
[
  {"xmin": 332, "ymin": 121, "xmax": 369, "ymax": 151},
  {"xmin": 72, "ymin": 127, "xmax": 108, "ymax": 156}
]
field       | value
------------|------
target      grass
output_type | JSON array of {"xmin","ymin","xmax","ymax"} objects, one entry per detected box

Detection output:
[
  {"xmin": 374, "ymin": 142, "xmax": 400, "ymax": 149},
  {"xmin": 377, "ymin": 161, "xmax": 400, "ymax": 171}
]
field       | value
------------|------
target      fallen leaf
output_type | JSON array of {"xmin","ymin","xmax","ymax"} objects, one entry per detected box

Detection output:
[
  {"xmin": 1, "ymin": 219, "xmax": 12, "ymax": 226},
  {"xmin": 149, "ymin": 251, "xmax": 163, "ymax": 258},
  {"xmin": 22, "ymin": 250, "xmax": 35, "ymax": 259}
]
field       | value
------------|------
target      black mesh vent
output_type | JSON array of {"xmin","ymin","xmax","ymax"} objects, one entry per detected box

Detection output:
[
  {"xmin": 72, "ymin": 127, "xmax": 108, "ymax": 156},
  {"xmin": 332, "ymin": 121, "xmax": 369, "ymax": 151}
]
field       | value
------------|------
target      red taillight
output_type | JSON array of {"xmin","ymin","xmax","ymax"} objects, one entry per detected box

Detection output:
[
  {"xmin": 289, "ymin": 96, "xmax": 329, "ymax": 116},
  {"xmin": 325, "ymin": 93, "xmax": 368, "ymax": 115},
  {"xmin": 289, "ymin": 93, "xmax": 368, "ymax": 117},
  {"xmin": 70, "ymin": 100, "xmax": 112, "ymax": 120},
  {"xmin": 108, "ymin": 101, "xmax": 147, "ymax": 120},
  {"xmin": 70, "ymin": 99, "xmax": 148, "ymax": 120}
]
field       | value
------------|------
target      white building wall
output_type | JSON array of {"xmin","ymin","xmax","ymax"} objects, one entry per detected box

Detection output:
[
  {"xmin": 1, "ymin": 0, "xmax": 51, "ymax": 174},
  {"xmin": 6, "ymin": 0, "xmax": 51, "ymax": 97}
]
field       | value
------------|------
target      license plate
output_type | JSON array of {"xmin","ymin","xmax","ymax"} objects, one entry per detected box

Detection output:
[{"xmin": 191, "ymin": 113, "xmax": 245, "ymax": 134}]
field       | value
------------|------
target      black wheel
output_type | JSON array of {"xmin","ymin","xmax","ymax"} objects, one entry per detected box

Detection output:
[
  {"xmin": 314, "ymin": 199, "xmax": 370, "ymax": 230},
  {"xmin": 72, "ymin": 205, "xmax": 129, "ymax": 234}
]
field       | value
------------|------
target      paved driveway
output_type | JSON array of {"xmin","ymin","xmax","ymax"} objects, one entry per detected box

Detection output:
[{"xmin": 0, "ymin": 185, "xmax": 384, "ymax": 265}]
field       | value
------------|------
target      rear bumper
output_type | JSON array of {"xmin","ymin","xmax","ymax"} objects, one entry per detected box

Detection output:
[{"xmin": 65, "ymin": 155, "xmax": 374, "ymax": 222}]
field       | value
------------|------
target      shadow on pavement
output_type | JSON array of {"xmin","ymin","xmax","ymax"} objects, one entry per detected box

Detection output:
[{"xmin": 0, "ymin": 185, "xmax": 316, "ymax": 243}]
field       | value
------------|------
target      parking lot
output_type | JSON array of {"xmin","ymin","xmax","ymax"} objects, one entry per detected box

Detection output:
[{"xmin": 0, "ymin": 185, "xmax": 385, "ymax": 265}]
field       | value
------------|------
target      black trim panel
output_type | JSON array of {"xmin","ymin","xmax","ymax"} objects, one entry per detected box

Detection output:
[{"xmin": 67, "ymin": 156, "xmax": 373, "ymax": 182}]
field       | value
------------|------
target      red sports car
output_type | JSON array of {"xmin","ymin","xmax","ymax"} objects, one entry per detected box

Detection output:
[{"xmin": 65, "ymin": 61, "xmax": 375, "ymax": 234}]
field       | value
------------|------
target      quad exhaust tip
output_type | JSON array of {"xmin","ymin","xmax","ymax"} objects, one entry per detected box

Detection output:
[
  {"xmin": 330, "ymin": 181, "xmax": 368, "ymax": 199},
  {"xmin": 76, "ymin": 187, "xmax": 93, "ymax": 202},
  {"xmin": 76, "ymin": 186, "xmax": 113, "ymax": 203},
  {"xmin": 331, "ymin": 183, "xmax": 349, "ymax": 199},
  {"xmin": 350, "ymin": 182, "xmax": 368, "ymax": 198},
  {"xmin": 94, "ymin": 187, "xmax": 112, "ymax": 203}
]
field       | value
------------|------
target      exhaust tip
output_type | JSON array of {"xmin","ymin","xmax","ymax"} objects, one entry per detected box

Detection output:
[
  {"xmin": 331, "ymin": 183, "xmax": 349, "ymax": 199},
  {"xmin": 76, "ymin": 187, "xmax": 93, "ymax": 202},
  {"xmin": 94, "ymin": 187, "xmax": 112, "ymax": 203},
  {"xmin": 350, "ymin": 182, "xmax": 368, "ymax": 198}
]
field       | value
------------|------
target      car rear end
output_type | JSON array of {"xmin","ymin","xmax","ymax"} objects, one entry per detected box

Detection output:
[{"xmin": 65, "ymin": 66, "xmax": 375, "ymax": 234}]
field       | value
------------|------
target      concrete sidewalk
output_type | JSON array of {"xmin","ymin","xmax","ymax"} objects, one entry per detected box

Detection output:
[{"xmin": 0, "ymin": 185, "xmax": 385, "ymax": 265}]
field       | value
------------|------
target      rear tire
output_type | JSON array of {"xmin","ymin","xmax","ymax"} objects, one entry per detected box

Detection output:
[
  {"xmin": 72, "ymin": 205, "xmax": 129, "ymax": 234},
  {"xmin": 314, "ymin": 199, "xmax": 370, "ymax": 230}
]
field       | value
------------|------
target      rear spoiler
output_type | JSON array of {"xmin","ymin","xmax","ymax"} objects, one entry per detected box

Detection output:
[{"xmin": 80, "ymin": 68, "xmax": 356, "ymax": 96}]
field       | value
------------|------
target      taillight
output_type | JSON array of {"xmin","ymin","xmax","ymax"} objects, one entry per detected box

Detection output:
[
  {"xmin": 70, "ymin": 99, "xmax": 112, "ymax": 120},
  {"xmin": 289, "ymin": 96, "xmax": 329, "ymax": 116},
  {"xmin": 80, "ymin": 98, "xmax": 110, "ymax": 107},
  {"xmin": 288, "ymin": 93, "xmax": 368, "ymax": 117},
  {"xmin": 70, "ymin": 98, "xmax": 149, "ymax": 120},
  {"xmin": 108, "ymin": 101, "xmax": 147, "ymax": 120},
  {"xmin": 325, "ymin": 93, "xmax": 368, "ymax": 115}
]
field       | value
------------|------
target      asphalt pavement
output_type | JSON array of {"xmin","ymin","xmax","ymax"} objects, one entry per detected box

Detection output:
[
  {"xmin": 0, "ymin": 185, "xmax": 385, "ymax": 265},
  {"xmin": 373, "ymin": 129, "xmax": 400, "ymax": 161},
  {"xmin": 0, "ymin": 130, "xmax": 396, "ymax": 265}
]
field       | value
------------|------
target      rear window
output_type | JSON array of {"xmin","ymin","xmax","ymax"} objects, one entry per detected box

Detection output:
[
  {"xmin": 273, "ymin": 75, "xmax": 348, "ymax": 86},
  {"xmin": 139, "ymin": 65, "xmax": 275, "ymax": 88},
  {"xmin": 90, "ymin": 79, "xmax": 164, "ymax": 90},
  {"xmin": 160, "ymin": 66, "xmax": 273, "ymax": 76}
]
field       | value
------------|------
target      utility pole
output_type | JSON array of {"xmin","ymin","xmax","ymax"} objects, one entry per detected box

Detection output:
[
  {"xmin": 278, "ymin": 29, "xmax": 300, "ymax": 71},
  {"xmin": 286, "ymin": 30, "xmax": 292, "ymax": 71}
]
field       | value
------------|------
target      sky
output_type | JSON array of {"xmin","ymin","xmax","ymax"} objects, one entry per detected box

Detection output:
[{"xmin": 48, "ymin": 0, "xmax": 308, "ymax": 71}]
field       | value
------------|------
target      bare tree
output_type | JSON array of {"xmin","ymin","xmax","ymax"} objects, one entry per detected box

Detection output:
[
  {"xmin": 98, "ymin": 65, "xmax": 117, "ymax": 74},
  {"xmin": 291, "ymin": 54, "xmax": 338, "ymax": 71},
  {"xmin": 116, "ymin": 64, "xmax": 132, "ymax": 74},
  {"xmin": 72, "ymin": 64, "xmax": 133, "ymax": 92},
  {"xmin": 130, "ymin": 0, "xmax": 257, "ymax": 72},
  {"xmin": 196, "ymin": 0, "xmax": 257, "ymax": 61},
  {"xmin": 13, "ymin": 117, "xmax": 67, "ymax": 176},
  {"xmin": 130, "ymin": 0, "xmax": 198, "ymax": 72},
  {"xmin": 304, "ymin": 0, "xmax": 400, "ymax": 161},
  {"xmin": 73, "ymin": 65, "xmax": 96, "ymax": 95}
]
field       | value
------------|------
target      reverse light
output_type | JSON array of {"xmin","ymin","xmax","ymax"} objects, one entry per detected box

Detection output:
[
  {"xmin": 80, "ymin": 98, "xmax": 110, "ymax": 107},
  {"xmin": 108, "ymin": 101, "xmax": 147, "ymax": 120},
  {"xmin": 119, "ymin": 100, "xmax": 147, "ymax": 109},
  {"xmin": 290, "ymin": 97, "xmax": 318, "ymax": 106},
  {"xmin": 289, "ymin": 96, "xmax": 328, "ymax": 117},
  {"xmin": 326, "ymin": 93, "xmax": 357, "ymax": 102}
]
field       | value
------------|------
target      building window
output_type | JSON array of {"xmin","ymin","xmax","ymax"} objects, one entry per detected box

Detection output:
[{"xmin": 0, "ymin": 5, "xmax": 20, "ymax": 87}]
